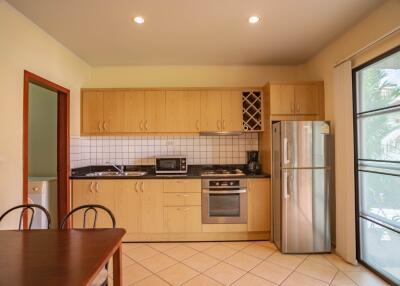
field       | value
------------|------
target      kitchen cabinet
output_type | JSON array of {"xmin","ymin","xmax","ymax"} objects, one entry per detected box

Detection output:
[
  {"xmin": 140, "ymin": 180, "xmax": 164, "ymax": 233},
  {"xmin": 163, "ymin": 179, "xmax": 201, "ymax": 193},
  {"xmin": 166, "ymin": 90, "xmax": 201, "ymax": 132},
  {"xmin": 144, "ymin": 91, "xmax": 166, "ymax": 132},
  {"xmin": 247, "ymin": 178, "xmax": 271, "ymax": 232},
  {"xmin": 164, "ymin": 206, "xmax": 202, "ymax": 233},
  {"xmin": 103, "ymin": 90, "xmax": 125, "ymax": 133},
  {"xmin": 200, "ymin": 90, "xmax": 243, "ymax": 132},
  {"xmin": 115, "ymin": 180, "xmax": 141, "ymax": 233},
  {"xmin": 72, "ymin": 180, "xmax": 116, "ymax": 228},
  {"xmin": 269, "ymin": 82, "xmax": 324, "ymax": 117},
  {"xmin": 124, "ymin": 91, "xmax": 145, "ymax": 132},
  {"xmin": 81, "ymin": 91, "xmax": 103, "ymax": 134}
]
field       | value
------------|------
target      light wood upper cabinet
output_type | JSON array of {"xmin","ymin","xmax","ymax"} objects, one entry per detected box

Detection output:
[
  {"xmin": 270, "ymin": 85, "xmax": 295, "ymax": 115},
  {"xmin": 166, "ymin": 91, "xmax": 201, "ymax": 132},
  {"xmin": 81, "ymin": 91, "xmax": 103, "ymax": 134},
  {"xmin": 269, "ymin": 82, "xmax": 324, "ymax": 117},
  {"xmin": 200, "ymin": 90, "xmax": 243, "ymax": 132},
  {"xmin": 221, "ymin": 91, "xmax": 243, "ymax": 132},
  {"xmin": 124, "ymin": 91, "xmax": 145, "ymax": 132},
  {"xmin": 248, "ymin": 178, "xmax": 271, "ymax": 232},
  {"xmin": 294, "ymin": 85, "xmax": 319, "ymax": 115},
  {"xmin": 200, "ymin": 90, "xmax": 222, "ymax": 132},
  {"xmin": 103, "ymin": 91, "xmax": 125, "ymax": 133},
  {"xmin": 144, "ymin": 91, "xmax": 166, "ymax": 133}
]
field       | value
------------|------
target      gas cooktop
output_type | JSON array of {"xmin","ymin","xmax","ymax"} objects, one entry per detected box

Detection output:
[{"xmin": 200, "ymin": 167, "xmax": 245, "ymax": 177}]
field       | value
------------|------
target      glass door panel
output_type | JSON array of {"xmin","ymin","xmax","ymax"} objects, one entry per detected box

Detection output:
[{"xmin": 354, "ymin": 47, "xmax": 400, "ymax": 285}]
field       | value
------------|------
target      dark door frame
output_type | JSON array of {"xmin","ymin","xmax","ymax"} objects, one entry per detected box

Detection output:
[{"xmin": 23, "ymin": 70, "xmax": 70, "ymax": 228}]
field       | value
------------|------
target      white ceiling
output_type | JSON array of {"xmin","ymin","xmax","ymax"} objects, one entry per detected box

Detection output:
[{"xmin": 7, "ymin": 0, "xmax": 384, "ymax": 66}]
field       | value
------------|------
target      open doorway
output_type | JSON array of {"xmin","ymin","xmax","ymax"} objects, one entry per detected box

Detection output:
[{"xmin": 23, "ymin": 71, "xmax": 70, "ymax": 228}]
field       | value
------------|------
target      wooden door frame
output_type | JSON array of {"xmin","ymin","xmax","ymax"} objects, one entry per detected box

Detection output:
[{"xmin": 23, "ymin": 70, "xmax": 70, "ymax": 228}]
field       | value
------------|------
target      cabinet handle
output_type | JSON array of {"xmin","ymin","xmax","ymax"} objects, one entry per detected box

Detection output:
[
  {"xmin": 182, "ymin": 208, "xmax": 190, "ymax": 212},
  {"xmin": 217, "ymin": 120, "xmax": 221, "ymax": 130},
  {"xmin": 196, "ymin": 120, "xmax": 200, "ymax": 131},
  {"xmin": 103, "ymin": 121, "xmax": 107, "ymax": 131},
  {"xmin": 98, "ymin": 121, "xmax": 102, "ymax": 131},
  {"xmin": 139, "ymin": 120, "xmax": 144, "ymax": 131},
  {"xmin": 296, "ymin": 104, "xmax": 300, "ymax": 112},
  {"xmin": 222, "ymin": 120, "xmax": 226, "ymax": 130},
  {"xmin": 95, "ymin": 182, "xmax": 99, "ymax": 193},
  {"xmin": 144, "ymin": 120, "xmax": 149, "ymax": 131},
  {"xmin": 90, "ymin": 181, "xmax": 94, "ymax": 193},
  {"xmin": 135, "ymin": 182, "xmax": 138, "ymax": 192},
  {"xmin": 140, "ymin": 182, "xmax": 144, "ymax": 192},
  {"xmin": 291, "ymin": 103, "xmax": 295, "ymax": 113}
]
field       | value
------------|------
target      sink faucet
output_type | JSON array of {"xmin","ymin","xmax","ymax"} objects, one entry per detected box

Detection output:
[{"xmin": 106, "ymin": 162, "xmax": 124, "ymax": 174}]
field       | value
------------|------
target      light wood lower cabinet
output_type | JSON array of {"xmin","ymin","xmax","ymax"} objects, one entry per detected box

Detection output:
[
  {"xmin": 247, "ymin": 178, "xmax": 271, "ymax": 232},
  {"xmin": 164, "ymin": 206, "xmax": 202, "ymax": 233},
  {"xmin": 140, "ymin": 180, "xmax": 164, "ymax": 233},
  {"xmin": 163, "ymin": 179, "xmax": 201, "ymax": 193}
]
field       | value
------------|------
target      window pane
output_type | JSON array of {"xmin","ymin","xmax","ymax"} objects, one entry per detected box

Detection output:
[
  {"xmin": 358, "ymin": 110, "xmax": 400, "ymax": 161},
  {"xmin": 356, "ymin": 50, "xmax": 400, "ymax": 113},
  {"xmin": 359, "ymin": 170, "xmax": 400, "ymax": 229},
  {"xmin": 360, "ymin": 218, "xmax": 400, "ymax": 284}
]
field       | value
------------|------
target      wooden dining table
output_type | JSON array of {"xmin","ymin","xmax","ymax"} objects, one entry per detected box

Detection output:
[{"xmin": 0, "ymin": 228, "xmax": 126, "ymax": 286}]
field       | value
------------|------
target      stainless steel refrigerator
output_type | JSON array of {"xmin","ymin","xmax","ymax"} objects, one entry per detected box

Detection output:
[{"xmin": 272, "ymin": 121, "xmax": 332, "ymax": 253}]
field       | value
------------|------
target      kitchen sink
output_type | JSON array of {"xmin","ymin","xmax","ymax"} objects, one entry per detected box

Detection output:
[{"xmin": 85, "ymin": 171, "xmax": 147, "ymax": 177}]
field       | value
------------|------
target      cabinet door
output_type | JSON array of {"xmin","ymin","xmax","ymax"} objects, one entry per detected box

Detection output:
[
  {"xmin": 140, "ymin": 180, "xmax": 164, "ymax": 233},
  {"xmin": 270, "ymin": 85, "xmax": 295, "ymax": 115},
  {"xmin": 164, "ymin": 179, "xmax": 201, "ymax": 193},
  {"xmin": 72, "ymin": 180, "xmax": 96, "ymax": 228},
  {"xmin": 115, "ymin": 180, "xmax": 141, "ymax": 233},
  {"xmin": 165, "ymin": 91, "xmax": 201, "ymax": 132},
  {"xmin": 294, "ymin": 85, "xmax": 319, "ymax": 115},
  {"xmin": 184, "ymin": 206, "xmax": 202, "ymax": 232},
  {"xmin": 94, "ymin": 180, "xmax": 117, "ymax": 228},
  {"xmin": 248, "ymin": 179, "xmax": 271, "ymax": 232},
  {"xmin": 221, "ymin": 91, "xmax": 243, "ymax": 132},
  {"xmin": 164, "ymin": 207, "xmax": 186, "ymax": 233},
  {"xmin": 124, "ymin": 91, "xmax": 145, "ymax": 132},
  {"xmin": 81, "ymin": 91, "xmax": 103, "ymax": 134},
  {"xmin": 144, "ymin": 91, "xmax": 166, "ymax": 132},
  {"xmin": 103, "ymin": 91, "xmax": 125, "ymax": 133},
  {"xmin": 200, "ymin": 91, "xmax": 222, "ymax": 132}
]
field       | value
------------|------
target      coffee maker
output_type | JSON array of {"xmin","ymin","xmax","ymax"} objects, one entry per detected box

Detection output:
[{"xmin": 247, "ymin": 151, "xmax": 260, "ymax": 174}]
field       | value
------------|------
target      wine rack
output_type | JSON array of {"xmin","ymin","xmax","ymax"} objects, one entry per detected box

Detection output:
[{"xmin": 242, "ymin": 90, "xmax": 263, "ymax": 132}]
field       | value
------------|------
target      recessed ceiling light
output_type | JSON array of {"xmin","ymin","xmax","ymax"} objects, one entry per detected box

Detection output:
[
  {"xmin": 248, "ymin": 16, "xmax": 260, "ymax": 24},
  {"xmin": 134, "ymin": 16, "xmax": 145, "ymax": 24}
]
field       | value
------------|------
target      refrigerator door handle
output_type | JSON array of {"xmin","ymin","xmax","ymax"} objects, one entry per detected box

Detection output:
[
  {"xmin": 284, "ymin": 171, "xmax": 290, "ymax": 199},
  {"xmin": 283, "ymin": 138, "xmax": 290, "ymax": 164}
]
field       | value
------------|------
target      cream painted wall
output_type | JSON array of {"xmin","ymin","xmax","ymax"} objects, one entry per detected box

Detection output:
[
  {"xmin": 86, "ymin": 65, "xmax": 301, "ymax": 88},
  {"xmin": 299, "ymin": 0, "xmax": 400, "ymax": 263},
  {"xmin": 0, "ymin": 0, "xmax": 91, "ymax": 225}
]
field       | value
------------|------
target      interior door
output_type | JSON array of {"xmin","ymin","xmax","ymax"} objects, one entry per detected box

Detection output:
[
  {"xmin": 103, "ymin": 90, "xmax": 125, "ymax": 133},
  {"xmin": 270, "ymin": 85, "xmax": 295, "ymax": 115},
  {"xmin": 166, "ymin": 90, "xmax": 201, "ymax": 132},
  {"xmin": 221, "ymin": 91, "xmax": 243, "ymax": 132},
  {"xmin": 144, "ymin": 91, "xmax": 166, "ymax": 132},
  {"xmin": 281, "ymin": 168, "xmax": 330, "ymax": 253},
  {"xmin": 81, "ymin": 91, "xmax": 103, "ymax": 134},
  {"xmin": 124, "ymin": 90, "xmax": 145, "ymax": 132},
  {"xmin": 294, "ymin": 85, "xmax": 319, "ymax": 115},
  {"xmin": 200, "ymin": 90, "xmax": 222, "ymax": 132}
]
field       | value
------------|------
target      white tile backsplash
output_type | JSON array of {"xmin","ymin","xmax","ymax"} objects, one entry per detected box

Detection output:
[{"xmin": 70, "ymin": 133, "xmax": 259, "ymax": 169}]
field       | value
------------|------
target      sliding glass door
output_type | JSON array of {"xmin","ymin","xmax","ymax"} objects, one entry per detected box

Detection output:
[{"xmin": 353, "ymin": 46, "xmax": 400, "ymax": 285}]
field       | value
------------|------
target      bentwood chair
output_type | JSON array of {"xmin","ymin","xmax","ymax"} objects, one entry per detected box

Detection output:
[
  {"xmin": 0, "ymin": 204, "xmax": 51, "ymax": 230},
  {"xmin": 60, "ymin": 204, "xmax": 116, "ymax": 286}
]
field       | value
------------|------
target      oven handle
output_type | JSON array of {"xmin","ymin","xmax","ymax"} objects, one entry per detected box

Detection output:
[{"xmin": 202, "ymin": 189, "xmax": 247, "ymax": 194}]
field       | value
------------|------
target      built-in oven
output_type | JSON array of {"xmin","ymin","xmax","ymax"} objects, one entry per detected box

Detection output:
[
  {"xmin": 201, "ymin": 178, "xmax": 247, "ymax": 224},
  {"xmin": 155, "ymin": 156, "xmax": 187, "ymax": 174}
]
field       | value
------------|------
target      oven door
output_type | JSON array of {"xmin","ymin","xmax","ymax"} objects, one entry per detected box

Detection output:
[{"xmin": 202, "ymin": 189, "xmax": 247, "ymax": 224}]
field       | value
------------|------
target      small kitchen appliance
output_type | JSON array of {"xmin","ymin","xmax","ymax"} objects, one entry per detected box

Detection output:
[
  {"xmin": 247, "ymin": 151, "xmax": 260, "ymax": 174},
  {"xmin": 155, "ymin": 156, "xmax": 187, "ymax": 174}
]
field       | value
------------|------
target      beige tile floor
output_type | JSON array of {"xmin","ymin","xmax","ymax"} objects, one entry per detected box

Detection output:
[{"xmin": 107, "ymin": 241, "xmax": 389, "ymax": 286}]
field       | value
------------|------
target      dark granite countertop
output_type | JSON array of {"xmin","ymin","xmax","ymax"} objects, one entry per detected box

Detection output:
[{"xmin": 70, "ymin": 164, "xmax": 270, "ymax": 180}]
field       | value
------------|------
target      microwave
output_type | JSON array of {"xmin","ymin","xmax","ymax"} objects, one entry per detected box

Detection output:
[{"xmin": 155, "ymin": 157, "xmax": 187, "ymax": 174}]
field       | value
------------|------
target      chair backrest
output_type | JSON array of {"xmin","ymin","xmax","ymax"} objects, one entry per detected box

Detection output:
[
  {"xmin": 0, "ymin": 204, "xmax": 52, "ymax": 230},
  {"xmin": 60, "ymin": 204, "xmax": 116, "ymax": 229}
]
